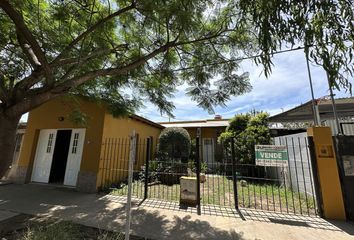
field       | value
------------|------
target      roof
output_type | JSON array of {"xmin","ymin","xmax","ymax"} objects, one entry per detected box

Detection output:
[
  {"xmin": 129, "ymin": 114, "xmax": 164, "ymax": 129},
  {"xmin": 159, "ymin": 119, "xmax": 230, "ymax": 128},
  {"xmin": 269, "ymin": 97, "xmax": 354, "ymax": 122}
]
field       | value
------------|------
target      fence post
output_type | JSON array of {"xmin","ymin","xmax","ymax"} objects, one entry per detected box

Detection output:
[
  {"xmin": 125, "ymin": 130, "xmax": 136, "ymax": 240},
  {"xmin": 231, "ymin": 137, "xmax": 239, "ymax": 210},
  {"xmin": 144, "ymin": 137, "xmax": 151, "ymax": 199},
  {"xmin": 196, "ymin": 136, "xmax": 201, "ymax": 215}
]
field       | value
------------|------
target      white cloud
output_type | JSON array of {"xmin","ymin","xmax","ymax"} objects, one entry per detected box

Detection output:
[
  {"xmin": 138, "ymin": 49, "xmax": 351, "ymax": 122},
  {"xmin": 20, "ymin": 49, "xmax": 352, "ymax": 123}
]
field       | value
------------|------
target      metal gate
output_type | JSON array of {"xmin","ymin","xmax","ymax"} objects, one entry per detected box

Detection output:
[
  {"xmin": 334, "ymin": 135, "xmax": 354, "ymax": 220},
  {"xmin": 99, "ymin": 133, "xmax": 320, "ymax": 216},
  {"xmin": 197, "ymin": 133, "xmax": 320, "ymax": 216}
]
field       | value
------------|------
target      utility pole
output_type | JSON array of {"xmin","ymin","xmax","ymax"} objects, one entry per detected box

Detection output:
[{"xmin": 304, "ymin": 49, "xmax": 320, "ymax": 125}]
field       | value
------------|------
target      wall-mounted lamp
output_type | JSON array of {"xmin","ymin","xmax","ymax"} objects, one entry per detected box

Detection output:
[{"xmin": 58, "ymin": 116, "xmax": 65, "ymax": 122}]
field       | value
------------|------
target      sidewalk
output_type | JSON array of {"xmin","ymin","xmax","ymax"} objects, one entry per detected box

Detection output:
[{"xmin": 0, "ymin": 184, "xmax": 353, "ymax": 240}]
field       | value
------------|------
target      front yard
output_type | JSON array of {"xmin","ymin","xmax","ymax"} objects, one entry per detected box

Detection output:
[{"xmin": 110, "ymin": 174, "xmax": 316, "ymax": 215}]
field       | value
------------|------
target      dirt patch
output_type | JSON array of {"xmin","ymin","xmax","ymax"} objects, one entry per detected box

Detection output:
[{"xmin": 0, "ymin": 213, "xmax": 151, "ymax": 240}]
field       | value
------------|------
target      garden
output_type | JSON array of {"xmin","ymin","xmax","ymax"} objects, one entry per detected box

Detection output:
[{"xmin": 108, "ymin": 115, "xmax": 317, "ymax": 216}]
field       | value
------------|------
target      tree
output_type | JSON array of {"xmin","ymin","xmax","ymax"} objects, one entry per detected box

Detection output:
[
  {"xmin": 238, "ymin": 0, "xmax": 354, "ymax": 90},
  {"xmin": 0, "ymin": 0, "xmax": 253, "ymax": 178},
  {"xmin": 219, "ymin": 112, "xmax": 271, "ymax": 164},
  {"xmin": 1, "ymin": 1, "xmax": 353, "ymax": 179}
]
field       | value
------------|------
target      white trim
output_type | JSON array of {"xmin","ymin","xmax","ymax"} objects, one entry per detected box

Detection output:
[{"xmin": 31, "ymin": 128, "xmax": 86, "ymax": 186}]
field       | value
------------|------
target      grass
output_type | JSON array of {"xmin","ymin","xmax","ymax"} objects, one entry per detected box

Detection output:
[
  {"xmin": 110, "ymin": 174, "xmax": 317, "ymax": 215},
  {"xmin": 17, "ymin": 221, "xmax": 125, "ymax": 240},
  {"xmin": 0, "ymin": 214, "xmax": 142, "ymax": 240}
]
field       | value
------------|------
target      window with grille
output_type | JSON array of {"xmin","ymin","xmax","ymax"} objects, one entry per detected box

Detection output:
[
  {"xmin": 46, "ymin": 133, "xmax": 54, "ymax": 153},
  {"xmin": 71, "ymin": 133, "xmax": 79, "ymax": 154}
]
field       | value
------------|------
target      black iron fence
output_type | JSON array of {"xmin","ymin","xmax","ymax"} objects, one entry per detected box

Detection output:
[{"xmin": 99, "ymin": 134, "xmax": 320, "ymax": 216}]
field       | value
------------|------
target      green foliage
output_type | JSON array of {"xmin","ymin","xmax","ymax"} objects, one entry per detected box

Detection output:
[
  {"xmin": 68, "ymin": 109, "xmax": 89, "ymax": 127},
  {"xmin": 187, "ymin": 160, "xmax": 207, "ymax": 173},
  {"xmin": 200, "ymin": 161, "xmax": 208, "ymax": 173},
  {"xmin": 227, "ymin": 114, "xmax": 250, "ymax": 135},
  {"xmin": 238, "ymin": 0, "xmax": 354, "ymax": 91},
  {"xmin": 138, "ymin": 160, "xmax": 160, "ymax": 183},
  {"xmin": 2, "ymin": 0, "xmax": 352, "ymax": 120},
  {"xmin": 157, "ymin": 127, "xmax": 191, "ymax": 161},
  {"xmin": 219, "ymin": 112, "xmax": 271, "ymax": 164},
  {"xmin": 0, "ymin": 0, "xmax": 254, "ymax": 119}
]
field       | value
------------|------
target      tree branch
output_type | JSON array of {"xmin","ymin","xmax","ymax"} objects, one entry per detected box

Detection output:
[
  {"xmin": 0, "ymin": 0, "xmax": 52, "ymax": 82},
  {"xmin": 8, "ymin": 30, "xmax": 230, "ymax": 117},
  {"xmin": 51, "ymin": 40, "xmax": 178, "ymax": 93},
  {"xmin": 16, "ymin": 30, "xmax": 40, "ymax": 68},
  {"xmin": 5, "ymin": 89, "xmax": 61, "ymax": 118},
  {"xmin": 13, "ymin": 69, "xmax": 43, "ymax": 92},
  {"xmin": 52, "ymin": 2, "xmax": 136, "ymax": 64},
  {"xmin": 51, "ymin": 44, "xmax": 128, "ymax": 67},
  {"xmin": 175, "ymin": 28, "xmax": 230, "ymax": 46},
  {"xmin": 25, "ymin": 32, "xmax": 224, "ymax": 99},
  {"xmin": 0, "ymin": 75, "xmax": 9, "ymax": 102}
]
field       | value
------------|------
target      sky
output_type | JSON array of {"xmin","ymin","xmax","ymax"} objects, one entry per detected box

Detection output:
[
  {"xmin": 136, "ymin": 49, "xmax": 352, "ymax": 122},
  {"xmin": 20, "ymin": 48, "xmax": 352, "ymax": 123}
]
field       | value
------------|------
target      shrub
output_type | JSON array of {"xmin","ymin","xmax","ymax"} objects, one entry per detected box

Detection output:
[
  {"xmin": 218, "ymin": 112, "xmax": 271, "ymax": 164},
  {"xmin": 157, "ymin": 127, "xmax": 191, "ymax": 161},
  {"xmin": 138, "ymin": 160, "xmax": 160, "ymax": 183}
]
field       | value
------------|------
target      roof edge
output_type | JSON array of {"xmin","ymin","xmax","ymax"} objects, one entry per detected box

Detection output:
[
  {"xmin": 130, "ymin": 114, "xmax": 165, "ymax": 129},
  {"xmin": 159, "ymin": 118, "xmax": 230, "ymax": 124}
]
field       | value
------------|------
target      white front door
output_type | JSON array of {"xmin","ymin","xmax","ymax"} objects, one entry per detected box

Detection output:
[
  {"xmin": 64, "ymin": 129, "xmax": 86, "ymax": 186},
  {"xmin": 203, "ymin": 138, "xmax": 214, "ymax": 165},
  {"xmin": 31, "ymin": 129, "xmax": 57, "ymax": 183}
]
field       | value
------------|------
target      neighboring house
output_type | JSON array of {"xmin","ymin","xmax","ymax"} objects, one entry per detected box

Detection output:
[
  {"xmin": 268, "ymin": 97, "xmax": 354, "ymax": 135},
  {"xmin": 269, "ymin": 127, "xmax": 306, "ymax": 137},
  {"xmin": 267, "ymin": 97, "xmax": 354, "ymax": 197},
  {"xmin": 11, "ymin": 96, "xmax": 163, "ymax": 192},
  {"xmin": 159, "ymin": 115, "xmax": 229, "ymax": 166},
  {"xmin": 2, "ymin": 123, "xmax": 26, "ymax": 181}
]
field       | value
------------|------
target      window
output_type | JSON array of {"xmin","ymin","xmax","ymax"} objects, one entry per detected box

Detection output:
[
  {"xmin": 46, "ymin": 133, "xmax": 54, "ymax": 153},
  {"xmin": 71, "ymin": 133, "xmax": 79, "ymax": 154}
]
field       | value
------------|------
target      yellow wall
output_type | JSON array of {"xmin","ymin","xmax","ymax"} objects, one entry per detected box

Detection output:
[
  {"xmin": 97, "ymin": 114, "xmax": 162, "ymax": 188},
  {"xmin": 307, "ymin": 126, "xmax": 346, "ymax": 220},
  {"xmin": 183, "ymin": 127, "xmax": 225, "ymax": 139},
  {"xmin": 182, "ymin": 127, "xmax": 225, "ymax": 162},
  {"xmin": 17, "ymin": 95, "xmax": 164, "ymax": 191},
  {"xmin": 18, "ymin": 96, "xmax": 106, "ymax": 180}
]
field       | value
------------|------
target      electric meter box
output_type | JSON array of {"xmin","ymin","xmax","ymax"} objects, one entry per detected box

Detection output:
[{"xmin": 180, "ymin": 176, "xmax": 197, "ymax": 206}]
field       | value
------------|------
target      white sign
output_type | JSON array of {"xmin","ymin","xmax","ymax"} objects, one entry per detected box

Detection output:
[{"xmin": 255, "ymin": 145, "xmax": 288, "ymax": 167}]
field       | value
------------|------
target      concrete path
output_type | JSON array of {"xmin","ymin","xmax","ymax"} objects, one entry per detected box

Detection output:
[{"xmin": 0, "ymin": 184, "xmax": 353, "ymax": 240}]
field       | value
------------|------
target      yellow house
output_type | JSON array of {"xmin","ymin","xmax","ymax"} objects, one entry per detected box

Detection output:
[
  {"xmin": 11, "ymin": 96, "xmax": 163, "ymax": 192},
  {"xmin": 159, "ymin": 115, "xmax": 229, "ymax": 165}
]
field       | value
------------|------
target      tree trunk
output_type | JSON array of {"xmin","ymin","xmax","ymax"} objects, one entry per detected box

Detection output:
[{"xmin": 0, "ymin": 114, "xmax": 20, "ymax": 179}]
